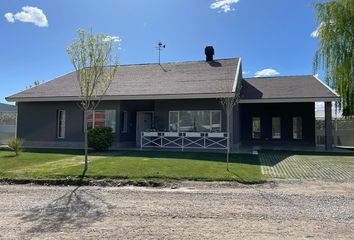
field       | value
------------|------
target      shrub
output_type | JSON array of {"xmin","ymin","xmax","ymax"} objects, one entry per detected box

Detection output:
[
  {"xmin": 88, "ymin": 126, "xmax": 113, "ymax": 151},
  {"xmin": 7, "ymin": 138, "xmax": 24, "ymax": 156}
]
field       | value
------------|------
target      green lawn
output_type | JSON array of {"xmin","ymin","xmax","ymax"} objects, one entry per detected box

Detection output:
[{"xmin": 0, "ymin": 149, "xmax": 263, "ymax": 182}]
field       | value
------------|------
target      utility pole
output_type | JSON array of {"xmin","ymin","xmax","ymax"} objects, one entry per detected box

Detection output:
[{"xmin": 156, "ymin": 42, "xmax": 165, "ymax": 65}]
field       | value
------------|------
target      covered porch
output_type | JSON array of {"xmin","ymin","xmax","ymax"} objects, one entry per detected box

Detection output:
[
  {"xmin": 122, "ymin": 99, "xmax": 336, "ymax": 152},
  {"xmin": 239, "ymin": 101, "xmax": 335, "ymax": 151},
  {"xmin": 117, "ymin": 99, "xmax": 337, "ymax": 152},
  {"xmin": 117, "ymin": 98, "xmax": 237, "ymax": 151}
]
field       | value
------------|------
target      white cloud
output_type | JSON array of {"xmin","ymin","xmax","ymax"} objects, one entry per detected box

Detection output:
[
  {"xmin": 210, "ymin": 0, "xmax": 240, "ymax": 13},
  {"xmin": 242, "ymin": 71, "xmax": 250, "ymax": 75},
  {"xmin": 4, "ymin": 13, "xmax": 14, "ymax": 23},
  {"xmin": 102, "ymin": 35, "xmax": 123, "ymax": 50},
  {"xmin": 311, "ymin": 22, "xmax": 324, "ymax": 38},
  {"xmin": 311, "ymin": 21, "xmax": 334, "ymax": 38},
  {"xmin": 4, "ymin": 6, "xmax": 48, "ymax": 27},
  {"xmin": 254, "ymin": 68, "xmax": 280, "ymax": 77},
  {"xmin": 102, "ymin": 35, "xmax": 122, "ymax": 43}
]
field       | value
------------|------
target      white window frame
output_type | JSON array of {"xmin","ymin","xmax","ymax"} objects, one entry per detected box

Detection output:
[
  {"xmin": 168, "ymin": 110, "xmax": 222, "ymax": 132},
  {"xmin": 86, "ymin": 110, "xmax": 116, "ymax": 133},
  {"xmin": 272, "ymin": 117, "xmax": 281, "ymax": 139},
  {"xmin": 292, "ymin": 117, "xmax": 303, "ymax": 140},
  {"xmin": 252, "ymin": 117, "xmax": 261, "ymax": 139},
  {"xmin": 121, "ymin": 111, "xmax": 128, "ymax": 133},
  {"xmin": 57, "ymin": 110, "xmax": 66, "ymax": 139}
]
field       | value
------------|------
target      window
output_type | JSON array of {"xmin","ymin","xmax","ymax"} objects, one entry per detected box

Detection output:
[
  {"xmin": 211, "ymin": 111, "xmax": 222, "ymax": 131},
  {"xmin": 252, "ymin": 117, "xmax": 261, "ymax": 139},
  {"xmin": 57, "ymin": 110, "xmax": 65, "ymax": 139},
  {"xmin": 168, "ymin": 110, "xmax": 221, "ymax": 132},
  {"xmin": 121, "ymin": 111, "xmax": 128, "ymax": 133},
  {"xmin": 293, "ymin": 117, "xmax": 302, "ymax": 139},
  {"xmin": 169, "ymin": 111, "xmax": 179, "ymax": 131},
  {"xmin": 272, "ymin": 117, "xmax": 281, "ymax": 139},
  {"xmin": 87, "ymin": 110, "xmax": 116, "ymax": 133}
]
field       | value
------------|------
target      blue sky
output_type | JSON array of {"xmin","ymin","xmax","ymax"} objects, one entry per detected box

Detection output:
[{"xmin": 0, "ymin": 0, "xmax": 322, "ymax": 104}]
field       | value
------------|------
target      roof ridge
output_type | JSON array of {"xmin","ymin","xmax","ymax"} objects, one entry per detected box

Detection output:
[
  {"xmin": 244, "ymin": 74, "xmax": 314, "ymax": 79},
  {"xmin": 109, "ymin": 57, "xmax": 240, "ymax": 67}
]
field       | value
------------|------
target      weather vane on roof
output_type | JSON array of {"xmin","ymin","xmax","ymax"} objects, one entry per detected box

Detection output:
[{"xmin": 156, "ymin": 42, "xmax": 166, "ymax": 65}]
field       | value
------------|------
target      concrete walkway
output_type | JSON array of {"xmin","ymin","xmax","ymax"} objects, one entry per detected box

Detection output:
[{"xmin": 259, "ymin": 151, "xmax": 354, "ymax": 182}]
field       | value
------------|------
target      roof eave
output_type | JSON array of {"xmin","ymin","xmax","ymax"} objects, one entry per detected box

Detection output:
[
  {"xmin": 239, "ymin": 97, "xmax": 340, "ymax": 103},
  {"xmin": 313, "ymin": 75, "xmax": 340, "ymax": 97},
  {"xmin": 6, "ymin": 92, "xmax": 235, "ymax": 103},
  {"xmin": 232, "ymin": 58, "xmax": 241, "ymax": 92}
]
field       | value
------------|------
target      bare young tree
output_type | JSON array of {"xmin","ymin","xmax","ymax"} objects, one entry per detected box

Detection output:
[
  {"xmin": 67, "ymin": 29, "xmax": 119, "ymax": 178},
  {"xmin": 219, "ymin": 79, "xmax": 241, "ymax": 171}
]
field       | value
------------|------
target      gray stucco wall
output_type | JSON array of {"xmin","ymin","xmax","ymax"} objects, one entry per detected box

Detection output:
[
  {"xmin": 17, "ymin": 98, "xmax": 241, "ymax": 148},
  {"xmin": 17, "ymin": 101, "xmax": 120, "ymax": 148}
]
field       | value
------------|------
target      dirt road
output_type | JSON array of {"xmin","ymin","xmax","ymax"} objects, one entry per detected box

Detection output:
[{"xmin": 0, "ymin": 181, "xmax": 353, "ymax": 239}]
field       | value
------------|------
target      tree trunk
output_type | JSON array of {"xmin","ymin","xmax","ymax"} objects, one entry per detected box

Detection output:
[
  {"xmin": 81, "ymin": 109, "xmax": 89, "ymax": 179},
  {"xmin": 226, "ymin": 110, "xmax": 230, "ymax": 171}
]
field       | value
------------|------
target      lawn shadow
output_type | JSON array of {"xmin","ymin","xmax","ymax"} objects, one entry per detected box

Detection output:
[
  {"xmin": 258, "ymin": 150, "xmax": 354, "ymax": 167},
  {"xmin": 2, "ymin": 154, "xmax": 17, "ymax": 158},
  {"xmin": 19, "ymin": 186, "xmax": 114, "ymax": 235},
  {"xmin": 22, "ymin": 148, "xmax": 84, "ymax": 155},
  {"xmin": 106, "ymin": 150, "xmax": 261, "ymax": 166},
  {"xmin": 258, "ymin": 151, "xmax": 292, "ymax": 167}
]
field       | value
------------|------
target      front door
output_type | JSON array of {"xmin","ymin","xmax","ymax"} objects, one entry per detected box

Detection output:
[{"xmin": 136, "ymin": 111, "xmax": 154, "ymax": 146}]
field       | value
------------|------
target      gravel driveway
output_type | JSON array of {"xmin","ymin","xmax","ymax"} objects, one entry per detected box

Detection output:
[{"xmin": 0, "ymin": 181, "xmax": 353, "ymax": 240}]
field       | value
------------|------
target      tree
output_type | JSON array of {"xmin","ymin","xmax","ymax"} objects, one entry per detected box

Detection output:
[
  {"xmin": 219, "ymin": 79, "xmax": 241, "ymax": 171},
  {"xmin": 313, "ymin": 0, "xmax": 354, "ymax": 117},
  {"xmin": 67, "ymin": 29, "xmax": 119, "ymax": 178}
]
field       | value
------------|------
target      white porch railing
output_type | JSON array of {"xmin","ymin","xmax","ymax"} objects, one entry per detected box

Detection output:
[{"xmin": 141, "ymin": 132, "xmax": 228, "ymax": 150}]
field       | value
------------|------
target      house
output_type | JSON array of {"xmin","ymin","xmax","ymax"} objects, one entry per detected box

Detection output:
[
  {"xmin": 6, "ymin": 47, "xmax": 339, "ymax": 151},
  {"xmin": 0, "ymin": 103, "xmax": 17, "ymax": 144}
]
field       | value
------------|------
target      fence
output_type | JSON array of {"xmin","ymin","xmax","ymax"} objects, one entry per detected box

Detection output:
[
  {"xmin": 141, "ymin": 132, "xmax": 228, "ymax": 150},
  {"xmin": 316, "ymin": 119, "xmax": 354, "ymax": 147},
  {"xmin": 0, "ymin": 111, "xmax": 16, "ymax": 144}
]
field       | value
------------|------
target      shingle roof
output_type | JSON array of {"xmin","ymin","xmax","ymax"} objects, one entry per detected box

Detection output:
[
  {"xmin": 6, "ymin": 59, "xmax": 339, "ymax": 102},
  {"xmin": 240, "ymin": 75, "xmax": 339, "ymax": 102},
  {"xmin": 6, "ymin": 58, "xmax": 239, "ymax": 101}
]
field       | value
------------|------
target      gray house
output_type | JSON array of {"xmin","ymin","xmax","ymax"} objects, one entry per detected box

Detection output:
[{"xmin": 6, "ymin": 47, "xmax": 339, "ymax": 151}]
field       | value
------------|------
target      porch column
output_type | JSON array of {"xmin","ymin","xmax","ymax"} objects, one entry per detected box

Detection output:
[{"xmin": 325, "ymin": 101, "xmax": 333, "ymax": 151}]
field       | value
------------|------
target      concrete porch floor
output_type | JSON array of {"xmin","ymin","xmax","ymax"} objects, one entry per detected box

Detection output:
[
  {"xmin": 112, "ymin": 145, "xmax": 354, "ymax": 155},
  {"xmin": 236, "ymin": 145, "xmax": 354, "ymax": 154}
]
